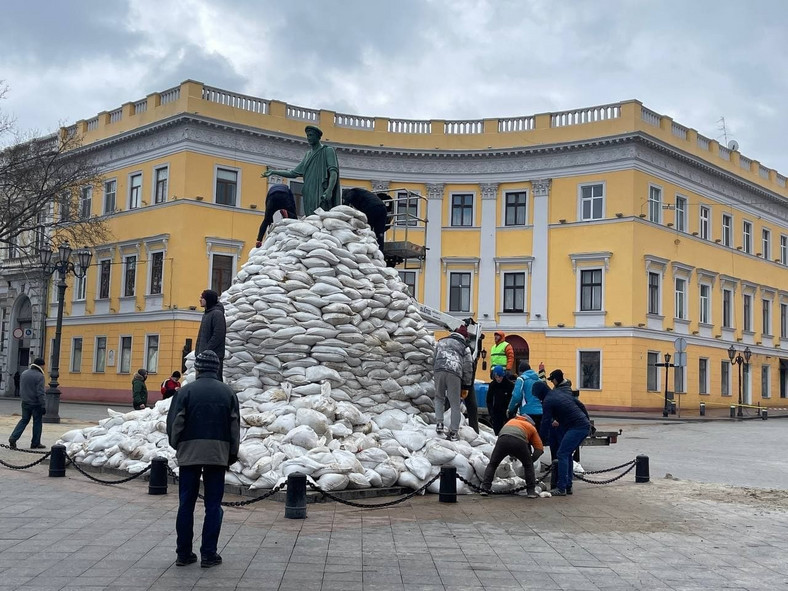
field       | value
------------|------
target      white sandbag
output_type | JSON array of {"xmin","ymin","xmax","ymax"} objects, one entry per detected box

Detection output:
[
  {"xmin": 295, "ymin": 408, "xmax": 330, "ymax": 435},
  {"xmin": 316, "ymin": 473, "xmax": 349, "ymax": 491},
  {"xmin": 404, "ymin": 456, "xmax": 432, "ymax": 481}
]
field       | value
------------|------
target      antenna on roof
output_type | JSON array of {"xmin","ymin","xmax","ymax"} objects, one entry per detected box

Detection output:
[{"xmin": 717, "ymin": 117, "xmax": 739, "ymax": 151}]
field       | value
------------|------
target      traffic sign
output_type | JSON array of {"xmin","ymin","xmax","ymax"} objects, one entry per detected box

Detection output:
[
  {"xmin": 23, "ymin": 328, "xmax": 33, "ymax": 338},
  {"xmin": 673, "ymin": 352, "xmax": 687, "ymax": 367},
  {"xmin": 12, "ymin": 327, "xmax": 23, "ymax": 339},
  {"xmin": 674, "ymin": 337, "xmax": 687, "ymax": 353}
]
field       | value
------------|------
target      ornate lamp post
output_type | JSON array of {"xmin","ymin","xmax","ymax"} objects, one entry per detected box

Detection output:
[
  {"xmin": 727, "ymin": 345, "xmax": 752, "ymax": 418},
  {"xmin": 40, "ymin": 242, "xmax": 92, "ymax": 423}
]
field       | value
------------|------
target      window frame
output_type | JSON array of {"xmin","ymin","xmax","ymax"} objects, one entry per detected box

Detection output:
[
  {"xmin": 743, "ymin": 293, "xmax": 752, "ymax": 332},
  {"xmin": 73, "ymin": 273, "xmax": 87, "ymax": 301},
  {"xmin": 699, "ymin": 205, "xmax": 710, "ymax": 240},
  {"xmin": 123, "ymin": 255, "xmax": 137, "ymax": 298},
  {"xmin": 578, "ymin": 182, "xmax": 605, "ymax": 222},
  {"xmin": 781, "ymin": 302, "xmax": 788, "ymax": 339},
  {"xmin": 214, "ymin": 166, "xmax": 240, "ymax": 207},
  {"xmin": 153, "ymin": 165, "xmax": 169, "ymax": 204},
  {"xmin": 742, "ymin": 220, "xmax": 752, "ymax": 254},
  {"xmin": 722, "ymin": 288, "xmax": 733, "ymax": 328},
  {"xmin": 761, "ymin": 365, "xmax": 770, "ymax": 399},
  {"xmin": 579, "ymin": 268, "xmax": 603, "ymax": 312},
  {"xmin": 578, "ymin": 349, "xmax": 602, "ymax": 390},
  {"xmin": 145, "ymin": 334, "xmax": 159, "ymax": 374},
  {"xmin": 648, "ymin": 271, "xmax": 661, "ymax": 315},
  {"xmin": 97, "ymin": 258, "xmax": 111, "ymax": 300},
  {"xmin": 502, "ymin": 272, "xmax": 526, "ymax": 313},
  {"xmin": 504, "ymin": 190, "xmax": 528, "ymax": 226},
  {"xmin": 79, "ymin": 186, "xmax": 92, "ymax": 219},
  {"xmin": 103, "ymin": 179, "xmax": 116, "ymax": 214},
  {"xmin": 450, "ymin": 193, "xmax": 474, "ymax": 227},
  {"xmin": 674, "ymin": 277, "xmax": 687, "ymax": 320},
  {"xmin": 148, "ymin": 251, "xmax": 164, "ymax": 296},
  {"xmin": 210, "ymin": 253, "xmax": 235, "ymax": 295},
  {"xmin": 762, "ymin": 298, "xmax": 772, "ymax": 336},
  {"xmin": 94, "ymin": 336, "xmax": 107, "ymax": 373},
  {"xmin": 674, "ymin": 194, "xmax": 687, "ymax": 232},
  {"xmin": 698, "ymin": 358, "xmax": 709, "ymax": 395},
  {"xmin": 762, "ymin": 228, "xmax": 771, "ymax": 259},
  {"xmin": 722, "ymin": 214, "xmax": 732, "ymax": 247},
  {"xmin": 70, "ymin": 337, "xmax": 83, "ymax": 373},
  {"xmin": 118, "ymin": 336, "xmax": 133, "ymax": 374},
  {"xmin": 128, "ymin": 172, "xmax": 142, "ymax": 209},
  {"xmin": 721, "ymin": 361, "xmax": 731, "ymax": 396},
  {"xmin": 397, "ymin": 270, "xmax": 418, "ymax": 299},
  {"xmin": 647, "ymin": 351, "xmax": 660, "ymax": 391},
  {"xmin": 781, "ymin": 235, "xmax": 788, "ymax": 265},
  {"xmin": 448, "ymin": 271, "xmax": 472, "ymax": 313},
  {"xmin": 648, "ymin": 185, "xmax": 662, "ymax": 223},
  {"xmin": 699, "ymin": 284, "xmax": 711, "ymax": 325}
]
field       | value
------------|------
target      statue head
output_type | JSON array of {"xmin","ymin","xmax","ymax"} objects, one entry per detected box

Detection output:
[{"xmin": 305, "ymin": 125, "xmax": 323, "ymax": 146}]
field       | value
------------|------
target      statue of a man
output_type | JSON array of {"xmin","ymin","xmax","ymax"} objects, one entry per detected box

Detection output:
[{"xmin": 262, "ymin": 125, "xmax": 340, "ymax": 217}]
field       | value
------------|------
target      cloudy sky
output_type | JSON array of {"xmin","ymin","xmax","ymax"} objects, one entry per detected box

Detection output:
[{"xmin": 2, "ymin": 0, "xmax": 787, "ymax": 171}]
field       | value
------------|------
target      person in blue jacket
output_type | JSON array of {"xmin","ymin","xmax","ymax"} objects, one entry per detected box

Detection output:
[
  {"xmin": 507, "ymin": 361, "xmax": 543, "ymax": 431},
  {"xmin": 533, "ymin": 377, "xmax": 591, "ymax": 496}
]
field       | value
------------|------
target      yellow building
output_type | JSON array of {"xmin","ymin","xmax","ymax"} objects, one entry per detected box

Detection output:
[{"xmin": 2, "ymin": 79, "xmax": 787, "ymax": 412}]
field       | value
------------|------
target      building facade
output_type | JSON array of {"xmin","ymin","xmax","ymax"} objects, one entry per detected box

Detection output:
[{"xmin": 1, "ymin": 80, "xmax": 786, "ymax": 411}]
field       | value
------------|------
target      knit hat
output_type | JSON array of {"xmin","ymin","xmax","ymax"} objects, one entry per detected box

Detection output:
[
  {"xmin": 201, "ymin": 289, "xmax": 219, "ymax": 308},
  {"xmin": 548, "ymin": 369, "xmax": 564, "ymax": 383},
  {"xmin": 491, "ymin": 365, "xmax": 505, "ymax": 378},
  {"xmin": 533, "ymin": 381, "xmax": 550, "ymax": 401},
  {"xmin": 454, "ymin": 325, "xmax": 468, "ymax": 339},
  {"xmin": 195, "ymin": 350, "xmax": 221, "ymax": 374},
  {"xmin": 32, "ymin": 357, "xmax": 45, "ymax": 366}
]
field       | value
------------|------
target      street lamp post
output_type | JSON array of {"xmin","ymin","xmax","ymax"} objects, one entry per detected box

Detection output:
[
  {"xmin": 662, "ymin": 352, "xmax": 672, "ymax": 418},
  {"xmin": 40, "ymin": 242, "xmax": 92, "ymax": 424},
  {"xmin": 727, "ymin": 345, "xmax": 752, "ymax": 418}
]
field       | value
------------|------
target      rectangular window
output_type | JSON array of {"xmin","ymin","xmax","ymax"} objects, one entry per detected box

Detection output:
[
  {"xmin": 722, "ymin": 289, "xmax": 733, "ymax": 328},
  {"xmin": 579, "ymin": 350, "xmax": 601, "ymax": 389},
  {"xmin": 648, "ymin": 186, "xmax": 662, "ymax": 223},
  {"xmin": 580, "ymin": 269, "xmax": 603, "ymax": 311},
  {"xmin": 781, "ymin": 303, "xmax": 788, "ymax": 339},
  {"xmin": 70, "ymin": 338, "xmax": 82, "ymax": 372},
  {"xmin": 154, "ymin": 167, "xmax": 168, "ymax": 204},
  {"xmin": 449, "ymin": 272, "xmax": 471, "ymax": 312},
  {"xmin": 674, "ymin": 363, "xmax": 685, "ymax": 394},
  {"xmin": 129, "ymin": 173, "xmax": 142, "ymax": 209},
  {"xmin": 394, "ymin": 192, "xmax": 418, "ymax": 226},
  {"xmin": 699, "ymin": 284, "xmax": 710, "ymax": 324},
  {"xmin": 648, "ymin": 272, "xmax": 660, "ymax": 315},
  {"xmin": 722, "ymin": 214, "xmax": 732, "ymax": 247},
  {"xmin": 146, "ymin": 335, "xmax": 159, "ymax": 373},
  {"xmin": 123, "ymin": 255, "xmax": 136, "ymax": 297},
  {"xmin": 74, "ymin": 274, "xmax": 86, "ymax": 301},
  {"xmin": 762, "ymin": 229, "xmax": 771, "ymax": 259},
  {"xmin": 103, "ymin": 180, "xmax": 116, "ymax": 214},
  {"xmin": 95, "ymin": 336, "xmax": 107, "ymax": 373},
  {"xmin": 59, "ymin": 192, "xmax": 71, "ymax": 221},
  {"xmin": 699, "ymin": 358, "xmax": 709, "ymax": 394},
  {"xmin": 762, "ymin": 365, "xmax": 770, "ymax": 399},
  {"xmin": 742, "ymin": 221, "xmax": 752, "ymax": 253},
  {"xmin": 580, "ymin": 184, "xmax": 603, "ymax": 221},
  {"xmin": 675, "ymin": 195, "xmax": 687, "ymax": 232},
  {"xmin": 211, "ymin": 254, "xmax": 234, "ymax": 294},
  {"xmin": 699, "ymin": 206, "xmax": 710, "ymax": 240},
  {"xmin": 721, "ymin": 361, "xmax": 730, "ymax": 396},
  {"xmin": 781, "ymin": 235, "xmax": 788, "ymax": 265},
  {"xmin": 762, "ymin": 299, "xmax": 771, "ymax": 335},
  {"xmin": 647, "ymin": 352, "xmax": 659, "ymax": 391},
  {"xmin": 216, "ymin": 168, "xmax": 238, "ymax": 206},
  {"xmin": 398, "ymin": 270, "xmax": 417, "ymax": 298},
  {"xmin": 675, "ymin": 278, "xmax": 686, "ymax": 320},
  {"xmin": 79, "ymin": 186, "xmax": 92, "ymax": 219},
  {"xmin": 503, "ymin": 272, "xmax": 525, "ymax": 313},
  {"xmin": 149, "ymin": 252, "xmax": 164, "ymax": 295},
  {"xmin": 119, "ymin": 336, "xmax": 132, "ymax": 374},
  {"xmin": 504, "ymin": 191, "xmax": 527, "ymax": 226},
  {"xmin": 743, "ymin": 294, "xmax": 752, "ymax": 332},
  {"xmin": 450, "ymin": 194, "xmax": 474, "ymax": 227},
  {"xmin": 99, "ymin": 259, "xmax": 111, "ymax": 299}
]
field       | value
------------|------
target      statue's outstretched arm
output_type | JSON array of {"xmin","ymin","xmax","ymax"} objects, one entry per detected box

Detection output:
[{"xmin": 262, "ymin": 166, "xmax": 299, "ymax": 179}]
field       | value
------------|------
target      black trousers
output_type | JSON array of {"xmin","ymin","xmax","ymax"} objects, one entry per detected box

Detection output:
[{"xmin": 482, "ymin": 434, "xmax": 536, "ymax": 490}]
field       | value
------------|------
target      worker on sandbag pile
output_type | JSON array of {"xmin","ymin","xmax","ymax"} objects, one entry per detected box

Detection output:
[
  {"xmin": 343, "ymin": 187, "xmax": 388, "ymax": 251},
  {"xmin": 255, "ymin": 184, "xmax": 298, "ymax": 247},
  {"xmin": 489, "ymin": 331, "xmax": 515, "ymax": 378},
  {"xmin": 433, "ymin": 325, "xmax": 474, "ymax": 442}
]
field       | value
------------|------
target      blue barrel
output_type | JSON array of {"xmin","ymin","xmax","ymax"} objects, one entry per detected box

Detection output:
[{"xmin": 474, "ymin": 382, "xmax": 489, "ymax": 408}]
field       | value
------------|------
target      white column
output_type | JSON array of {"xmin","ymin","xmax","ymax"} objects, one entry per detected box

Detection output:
[
  {"xmin": 478, "ymin": 183, "xmax": 499, "ymax": 321},
  {"xmin": 424, "ymin": 183, "xmax": 445, "ymax": 309},
  {"xmin": 529, "ymin": 179, "xmax": 551, "ymax": 328}
]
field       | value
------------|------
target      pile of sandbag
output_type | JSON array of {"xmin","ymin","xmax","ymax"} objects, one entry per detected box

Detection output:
[{"xmin": 58, "ymin": 206, "xmax": 534, "ymax": 493}]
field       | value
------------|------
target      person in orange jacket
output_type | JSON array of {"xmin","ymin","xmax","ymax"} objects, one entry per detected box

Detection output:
[{"xmin": 480, "ymin": 414, "xmax": 544, "ymax": 498}]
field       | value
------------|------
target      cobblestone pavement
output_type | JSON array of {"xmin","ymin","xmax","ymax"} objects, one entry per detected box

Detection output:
[{"xmin": 1, "ymin": 450, "xmax": 787, "ymax": 591}]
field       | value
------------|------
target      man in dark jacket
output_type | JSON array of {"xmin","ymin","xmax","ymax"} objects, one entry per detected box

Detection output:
[
  {"xmin": 9, "ymin": 358, "xmax": 47, "ymax": 449},
  {"xmin": 132, "ymin": 368, "xmax": 149, "ymax": 410},
  {"xmin": 167, "ymin": 350, "xmax": 240, "ymax": 568},
  {"xmin": 433, "ymin": 325, "xmax": 473, "ymax": 441},
  {"xmin": 343, "ymin": 187, "xmax": 389, "ymax": 251},
  {"xmin": 196, "ymin": 289, "xmax": 226, "ymax": 381},
  {"xmin": 255, "ymin": 184, "xmax": 297, "ymax": 247},
  {"xmin": 486, "ymin": 365, "xmax": 514, "ymax": 435},
  {"xmin": 534, "ymin": 376, "xmax": 591, "ymax": 497}
]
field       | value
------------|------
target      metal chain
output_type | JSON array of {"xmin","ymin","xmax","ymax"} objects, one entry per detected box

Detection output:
[
  {"xmin": 167, "ymin": 465, "xmax": 286, "ymax": 507},
  {"xmin": 306, "ymin": 473, "xmax": 441, "ymax": 508},
  {"xmin": 0, "ymin": 452, "xmax": 51, "ymax": 470},
  {"xmin": 0, "ymin": 443, "xmax": 49, "ymax": 455},
  {"xmin": 582, "ymin": 459, "xmax": 636, "ymax": 475},
  {"xmin": 66, "ymin": 456, "xmax": 152, "ymax": 485},
  {"xmin": 575, "ymin": 462, "xmax": 637, "ymax": 485}
]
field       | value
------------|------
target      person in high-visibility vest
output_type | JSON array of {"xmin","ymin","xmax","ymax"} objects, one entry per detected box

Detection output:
[{"xmin": 489, "ymin": 331, "xmax": 515, "ymax": 376}]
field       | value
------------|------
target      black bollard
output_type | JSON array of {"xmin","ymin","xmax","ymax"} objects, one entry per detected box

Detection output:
[
  {"xmin": 730, "ymin": 405, "xmax": 736, "ymax": 418},
  {"xmin": 48, "ymin": 444, "xmax": 66, "ymax": 477},
  {"xmin": 285, "ymin": 473, "xmax": 307, "ymax": 519},
  {"xmin": 438, "ymin": 466, "xmax": 457, "ymax": 503},
  {"xmin": 635, "ymin": 455, "xmax": 650, "ymax": 483},
  {"xmin": 550, "ymin": 459, "xmax": 558, "ymax": 490},
  {"xmin": 761, "ymin": 408, "xmax": 768, "ymax": 420},
  {"xmin": 699, "ymin": 402, "xmax": 705, "ymax": 416},
  {"xmin": 148, "ymin": 457, "xmax": 168, "ymax": 495}
]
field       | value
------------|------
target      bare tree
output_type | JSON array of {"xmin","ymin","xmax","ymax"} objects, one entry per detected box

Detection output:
[{"xmin": 0, "ymin": 81, "xmax": 111, "ymax": 261}]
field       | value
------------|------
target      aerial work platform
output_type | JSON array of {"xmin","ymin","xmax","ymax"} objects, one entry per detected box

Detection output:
[{"xmin": 378, "ymin": 189, "xmax": 428, "ymax": 268}]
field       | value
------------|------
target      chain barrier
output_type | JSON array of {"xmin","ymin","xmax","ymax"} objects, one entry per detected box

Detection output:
[
  {"xmin": 65, "ymin": 455, "xmax": 152, "ymax": 485},
  {"xmin": 0, "ymin": 443, "xmax": 49, "ymax": 455},
  {"xmin": 0, "ymin": 452, "xmax": 51, "ymax": 470},
  {"xmin": 575, "ymin": 460, "xmax": 637, "ymax": 485},
  {"xmin": 166, "ymin": 466, "xmax": 287, "ymax": 507},
  {"xmin": 306, "ymin": 473, "xmax": 441, "ymax": 508}
]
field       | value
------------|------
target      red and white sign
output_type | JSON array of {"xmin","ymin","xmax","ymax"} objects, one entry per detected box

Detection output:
[{"xmin": 12, "ymin": 327, "xmax": 23, "ymax": 339}]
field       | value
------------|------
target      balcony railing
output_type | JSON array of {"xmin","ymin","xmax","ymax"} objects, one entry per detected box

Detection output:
[
  {"xmin": 109, "ymin": 109, "xmax": 122, "ymax": 124},
  {"xmin": 334, "ymin": 113, "xmax": 374, "ymax": 130},
  {"xmin": 286, "ymin": 105, "xmax": 319, "ymax": 122},
  {"xmin": 444, "ymin": 120, "xmax": 483, "ymax": 134},
  {"xmin": 387, "ymin": 119, "xmax": 431, "ymax": 134},
  {"xmin": 159, "ymin": 86, "xmax": 180, "ymax": 105},
  {"xmin": 552, "ymin": 104, "xmax": 621, "ymax": 127},
  {"xmin": 133, "ymin": 99, "xmax": 147, "ymax": 114},
  {"xmin": 202, "ymin": 86, "xmax": 269, "ymax": 114},
  {"xmin": 498, "ymin": 116, "xmax": 535, "ymax": 132}
]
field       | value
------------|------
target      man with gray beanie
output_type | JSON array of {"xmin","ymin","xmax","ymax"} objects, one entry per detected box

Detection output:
[
  {"xmin": 9, "ymin": 357, "xmax": 47, "ymax": 449},
  {"xmin": 167, "ymin": 350, "xmax": 240, "ymax": 568},
  {"xmin": 196, "ymin": 289, "xmax": 226, "ymax": 381}
]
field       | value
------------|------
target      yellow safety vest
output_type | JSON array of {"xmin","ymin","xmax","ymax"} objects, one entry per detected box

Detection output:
[{"xmin": 490, "ymin": 341, "xmax": 509, "ymax": 368}]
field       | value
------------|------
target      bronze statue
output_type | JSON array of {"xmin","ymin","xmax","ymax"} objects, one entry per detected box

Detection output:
[{"xmin": 262, "ymin": 125, "xmax": 340, "ymax": 217}]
